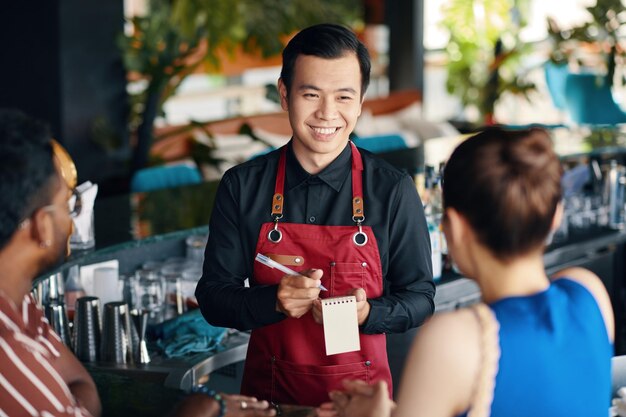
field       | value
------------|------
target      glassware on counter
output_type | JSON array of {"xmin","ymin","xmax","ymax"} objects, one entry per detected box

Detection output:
[
  {"xmin": 92, "ymin": 267, "xmax": 122, "ymax": 306},
  {"xmin": 161, "ymin": 263, "xmax": 187, "ymax": 319},
  {"xmin": 185, "ymin": 234, "xmax": 207, "ymax": 264},
  {"xmin": 564, "ymin": 192, "xmax": 610, "ymax": 235},
  {"xmin": 605, "ymin": 160, "xmax": 626, "ymax": 229},
  {"xmin": 182, "ymin": 265, "xmax": 203, "ymax": 308},
  {"xmin": 134, "ymin": 268, "xmax": 166, "ymax": 324},
  {"xmin": 64, "ymin": 265, "xmax": 85, "ymax": 321}
]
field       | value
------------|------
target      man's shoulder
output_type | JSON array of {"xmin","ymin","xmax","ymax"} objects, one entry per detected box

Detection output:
[
  {"xmin": 223, "ymin": 148, "xmax": 281, "ymax": 179},
  {"xmin": 359, "ymin": 147, "xmax": 411, "ymax": 183},
  {"xmin": 0, "ymin": 293, "xmax": 40, "ymax": 329}
]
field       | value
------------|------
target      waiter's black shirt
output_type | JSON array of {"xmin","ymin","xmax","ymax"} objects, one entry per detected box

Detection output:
[{"xmin": 196, "ymin": 141, "xmax": 435, "ymax": 334}]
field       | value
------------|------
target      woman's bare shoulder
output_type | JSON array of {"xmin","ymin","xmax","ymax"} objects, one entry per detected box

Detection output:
[
  {"xmin": 418, "ymin": 308, "xmax": 481, "ymax": 346},
  {"xmin": 411, "ymin": 308, "xmax": 485, "ymax": 385},
  {"xmin": 394, "ymin": 307, "xmax": 484, "ymax": 417},
  {"xmin": 552, "ymin": 267, "xmax": 614, "ymax": 342}
]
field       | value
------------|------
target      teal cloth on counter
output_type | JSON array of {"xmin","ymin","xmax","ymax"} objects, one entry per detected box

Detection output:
[{"xmin": 153, "ymin": 309, "xmax": 227, "ymax": 358}]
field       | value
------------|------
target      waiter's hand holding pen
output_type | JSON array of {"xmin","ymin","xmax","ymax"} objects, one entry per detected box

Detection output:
[{"xmin": 255, "ymin": 253, "xmax": 326, "ymax": 319}]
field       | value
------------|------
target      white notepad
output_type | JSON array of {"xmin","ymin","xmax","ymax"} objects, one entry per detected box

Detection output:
[{"xmin": 322, "ymin": 295, "xmax": 361, "ymax": 356}]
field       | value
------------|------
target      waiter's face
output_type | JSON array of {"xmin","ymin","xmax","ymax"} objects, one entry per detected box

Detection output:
[{"xmin": 279, "ymin": 52, "xmax": 363, "ymax": 170}]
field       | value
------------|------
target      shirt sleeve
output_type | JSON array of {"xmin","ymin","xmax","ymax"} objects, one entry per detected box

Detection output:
[
  {"xmin": 361, "ymin": 174, "xmax": 436, "ymax": 334},
  {"xmin": 0, "ymin": 330, "xmax": 92, "ymax": 417},
  {"xmin": 195, "ymin": 172, "xmax": 285, "ymax": 331}
]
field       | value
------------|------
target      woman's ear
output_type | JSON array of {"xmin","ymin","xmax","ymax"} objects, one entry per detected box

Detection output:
[
  {"xmin": 443, "ymin": 207, "xmax": 467, "ymax": 246},
  {"xmin": 550, "ymin": 202, "xmax": 564, "ymax": 232}
]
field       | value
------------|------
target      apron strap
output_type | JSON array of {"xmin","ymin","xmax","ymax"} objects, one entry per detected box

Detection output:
[
  {"xmin": 272, "ymin": 142, "xmax": 365, "ymax": 223},
  {"xmin": 271, "ymin": 147, "xmax": 288, "ymax": 220},
  {"xmin": 350, "ymin": 142, "xmax": 365, "ymax": 223}
]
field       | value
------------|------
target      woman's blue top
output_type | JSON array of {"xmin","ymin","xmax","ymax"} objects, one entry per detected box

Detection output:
[{"xmin": 458, "ymin": 278, "xmax": 612, "ymax": 417}]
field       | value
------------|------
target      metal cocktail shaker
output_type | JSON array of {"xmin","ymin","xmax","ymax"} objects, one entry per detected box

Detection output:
[
  {"xmin": 73, "ymin": 296, "xmax": 101, "ymax": 362},
  {"xmin": 100, "ymin": 302, "xmax": 134, "ymax": 364},
  {"xmin": 44, "ymin": 301, "xmax": 72, "ymax": 348}
]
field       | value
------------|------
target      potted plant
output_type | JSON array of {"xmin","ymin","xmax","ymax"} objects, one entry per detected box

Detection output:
[
  {"xmin": 547, "ymin": 0, "xmax": 625, "ymax": 83},
  {"xmin": 118, "ymin": 0, "xmax": 362, "ymax": 172},
  {"xmin": 440, "ymin": 0, "xmax": 535, "ymax": 127},
  {"xmin": 545, "ymin": 0, "xmax": 626, "ymax": 124}
]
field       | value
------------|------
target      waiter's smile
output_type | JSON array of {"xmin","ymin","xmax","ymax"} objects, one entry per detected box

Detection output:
[{"xmin": 310, "ymin": 125, "xmax": 341, "ymax": 140}]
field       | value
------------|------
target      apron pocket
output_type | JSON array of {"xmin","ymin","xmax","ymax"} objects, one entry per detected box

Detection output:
[
  {"xmin": 271, "ymin": 357, "xmax": 371, "ymax": 406},
  {"xmin": 329, "ymin": 262, "xmax": 365, "ymax": 297}
]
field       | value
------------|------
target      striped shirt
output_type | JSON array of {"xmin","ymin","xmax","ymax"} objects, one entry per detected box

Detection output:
[{"xmin": 0, "ymin": 292, "xmax": 91, "ymax": 417}]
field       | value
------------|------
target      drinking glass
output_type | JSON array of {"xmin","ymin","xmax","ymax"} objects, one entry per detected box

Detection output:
[{"xmin": 134, "ymin": 268, "xmax": 165, "ymax": 324}]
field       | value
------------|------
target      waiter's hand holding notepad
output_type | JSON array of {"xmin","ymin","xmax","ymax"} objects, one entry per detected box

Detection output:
[{"xmin": 322, "ymin": 295, "xmax": 361, "ymax": 355}]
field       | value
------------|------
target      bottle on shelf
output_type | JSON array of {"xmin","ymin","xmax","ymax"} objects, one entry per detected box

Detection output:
[
  {"xmin": 64, "ymin": 265, "xmax": 85, "ymax": 321},
  {"xmin": 424, "ymin": 165, "xmax": 443, "ymax": 282},
  {"xmin": 426, "ymin": 212, "xmax": 442, "ymax": 282}
]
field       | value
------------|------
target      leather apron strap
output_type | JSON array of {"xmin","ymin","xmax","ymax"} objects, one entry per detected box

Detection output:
[
  {"xmin": 272, "ymin": 142, "xmax": 364, "ymax": 223},
  {"xmin": 269, "ymin": 142, "xmax": 368, "ymax": 246}
]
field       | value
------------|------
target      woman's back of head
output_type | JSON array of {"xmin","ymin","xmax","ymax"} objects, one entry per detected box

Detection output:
[{"xmin": 443, "ymin": 127, "xmax": 563, "ymax": 260}]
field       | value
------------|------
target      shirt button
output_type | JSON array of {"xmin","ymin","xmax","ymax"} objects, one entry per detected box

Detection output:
[{"xmin": 309, "ymin": 216, "xmax": 316, "ymax": 223}]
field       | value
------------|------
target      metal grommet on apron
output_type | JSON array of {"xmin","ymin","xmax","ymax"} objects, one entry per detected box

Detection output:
[
  {"xmin": 268, "ymin": 213, "xmax": 283, "ymax": 243},
  {"xmin": 352, "ymin": 218, "xmax": 368, "ymax": 246},
  {"xmin": 267, "ymin": 219, "xmax": 283, "ymax": 243}
]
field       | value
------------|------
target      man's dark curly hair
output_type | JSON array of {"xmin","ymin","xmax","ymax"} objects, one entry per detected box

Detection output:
[{"xmin": 0, "ymin": 109, "xmax": 56, "ymax": 250}]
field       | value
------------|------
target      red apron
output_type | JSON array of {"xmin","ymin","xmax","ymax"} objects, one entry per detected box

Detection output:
[{"xmin": 240, "ymin": 143, "xmax": 392, "ymax": 406}]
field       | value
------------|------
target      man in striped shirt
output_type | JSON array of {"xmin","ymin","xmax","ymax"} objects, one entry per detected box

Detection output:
[
  {"xmin": 0, "ymin": 111, "xmax": 280, "ymax": 417},
  {"xmin": 0, "ymin": 110, "xmax": 101, "ymax": 416}
]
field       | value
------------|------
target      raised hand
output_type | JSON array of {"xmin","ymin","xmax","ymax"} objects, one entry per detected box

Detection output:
[
  {"xmin": 328, "ymin": 380, "xmax": 394, "ymax": 417},
  {"xmin": 276, "ymin": 269, "xmax": 323, "ymax": 318}
]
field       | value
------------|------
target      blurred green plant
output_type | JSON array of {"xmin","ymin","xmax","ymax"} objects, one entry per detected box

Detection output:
[
  {"xmin": 134, "ymin": 181, "xmax": 219, "ymax": 235},
  {"xmin": 441, "ymin": 0, "xmax": 535, "ymax": 125},
  {"xmin": 547, "ymin": 0, "xmax": 625, "ymax": 85},
  {"xmin": 118, "ymin": 0, "xmax": 362, "ymax": 172}
]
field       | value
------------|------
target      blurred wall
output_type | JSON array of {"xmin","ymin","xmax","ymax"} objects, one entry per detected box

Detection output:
[{"xmin": 0, "ymin": 1, "xmax": 129, "ymax": 186}]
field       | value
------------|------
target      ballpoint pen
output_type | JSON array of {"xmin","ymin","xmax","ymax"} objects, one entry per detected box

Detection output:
[{"xmin": 255, "ymin": 253, "xmax": 328, "ymax": 291}]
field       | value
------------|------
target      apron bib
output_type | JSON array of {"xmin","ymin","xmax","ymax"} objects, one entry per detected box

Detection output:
[{"xmin": 240, "ymin": 143, "xmax": 392, "ymax": 406}]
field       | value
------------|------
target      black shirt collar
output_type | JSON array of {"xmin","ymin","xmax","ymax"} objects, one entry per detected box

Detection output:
[{"xmin": 285, "ymin": 141, "xmax": 352, "ymax": 192}]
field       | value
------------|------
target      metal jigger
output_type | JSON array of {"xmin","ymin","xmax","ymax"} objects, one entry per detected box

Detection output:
[{"xmin": 131, "ymin": 309, "xmax": 151, "ymax": 364}]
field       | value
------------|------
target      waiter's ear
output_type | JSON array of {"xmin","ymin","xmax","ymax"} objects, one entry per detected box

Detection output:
[{"xmin": 278, "ymin": 78, "xmax": 289, "ymax": 111}]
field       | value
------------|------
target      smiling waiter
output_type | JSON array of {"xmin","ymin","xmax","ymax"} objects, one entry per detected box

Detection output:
[{"xmin": 195, "ymin": 23, "xmax": 435, "ymax": 407}]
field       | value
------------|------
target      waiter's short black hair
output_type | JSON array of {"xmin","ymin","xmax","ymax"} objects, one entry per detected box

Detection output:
[
  {"xmin": 0, "ymin": 109, "xmax": 56, "ymax": 250},
  {"xmin": 280, "ymin": 23, "xmax": 371, "ymax": 99}
]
